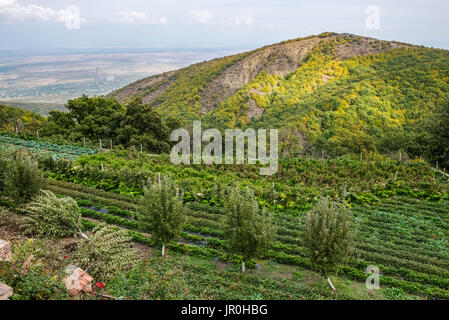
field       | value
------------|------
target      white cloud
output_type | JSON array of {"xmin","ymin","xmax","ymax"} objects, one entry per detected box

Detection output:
[
  {"xmin": 115, "ymin": 11, "xmax": 169, "ymax": 25},
  {"xmin": 234, "ymin": 14, "xmax": 253, "ymax": 25},
  {"xmin": 191, "ymin": 9, "xmax": 213, "ymax": 24},
  {"xmin": 116, "ymin": 11, "xmax": 147, "ymax": 24},
  {"xmin": 0, "ymin": 0, "xmax": 83, "ymax": 25}
]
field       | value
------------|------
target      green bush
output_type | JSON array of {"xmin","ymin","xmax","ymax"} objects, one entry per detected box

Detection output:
[
  {"xmin": 70, "ymin": 225, "xmax": 139, "ymax": 281},
  {"xmin": 139, "ymin": 175, "xmax": 185, "ymax": 255},
  {"xmin": 22, "ymin": 190, "xmax": 81, "ymax": 238},
  {"xmin": 5, "ymin": 154, "xmax": 45, "ymax": 203},
  {"xmin": 304, "ymin": 197, "xmax": 355, "ymax": 276},
  {"xmin": 222, "ymin": 186, "xmax": 274, "ymax": 271},
  {"xmin": 0, "ymin": 158, "xmax": 8, "ymax": 193}
]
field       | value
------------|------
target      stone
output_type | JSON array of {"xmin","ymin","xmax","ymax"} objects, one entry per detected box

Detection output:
[
  {"xmin": 0, "ymin": 239, "xmax": 13, "ymax": 262},
  {"xmin": 64, "ymin": 265, "xmax": 94, "ymax": 297},
  {"xmin": 0, "ymin": 282, "xmax": 13, "ymax": 300}
]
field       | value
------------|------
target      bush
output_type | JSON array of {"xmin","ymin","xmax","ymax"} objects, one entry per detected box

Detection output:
[
  {"xmin": 139, "ymin": 175, "xmax": 185, "ymax": 255},
  {"xmin": 0, "ymin": 158, "xmax": 8, "ymax": 194},
  {"xmin": 304, "ymin": 197, "xmax": 355, "ymax": 277},
  {"xmin": 5, "ymin": 154, "xmax": 45, "ymax": 203},
  {"xmin": 70, "ymin": 225, "xmax": 139, "ymax": 281},
  {"xmin": 22, "ymin": 190, "xmax": 81, "ymax": 238},
  {"xmin": 222, "ymin": 186, "xmax": 274, "ymax": 271}
]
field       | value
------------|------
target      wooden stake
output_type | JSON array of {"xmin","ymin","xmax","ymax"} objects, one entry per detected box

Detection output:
[
  {"xmin": 394, "ymin": 170, "xmax": 398, "ymax": 182},
  {"xmin": 101, "ymin": 163, "xmax": 104, "ymax": 172},
  {"xmin": 158, "ymin": 173, "xmax": 161, "ymax": 186},
  {"xmin": 83, "ymin": 137, "xmax": 86, "ymax": 147},
  {"xmin": 36, "ymin": 130, "xmax": 39, "ymax": 139},
  {"xmin": 99, "ymin": 139, "xmax": 102, "ymax": 150}
]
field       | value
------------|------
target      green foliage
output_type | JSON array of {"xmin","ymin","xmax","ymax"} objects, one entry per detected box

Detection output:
[
  {"xmin": 70, "ymin": 225, "xmax": 139, "ymax": 281},
  {"xmin": 222, "ymin": 186, "xmax": 274, "ymax": 262},
  {"xmin": 139, "ymin": 175, "xmax": 185, "ymax": 248},
  {"xmin": 5, "ymin": 153, "xmax": 45, "ymax": 203},
  {"xmin": 0, "ymin": 134, "xmax": 97, "ymax": 160},
  {"xmin": 383, "ymin": 287, "xmax": 408, "ymax": 300},
  {"xmin": 427, "ymin": 100, "xmax": 449, "ymax": 169},
  {"xmin": 42, "ymin": 95, "xmax": 178, "ymax": 153},
  {"xmin": 9, "ymin": 266, "xmax": 68, "ymax": 300},
  {"xmin": 22, "ymin": 190, "xmax": 81, "ymax": 238},
  {"xmin": 108, "ymin": 258, "xmax": 189, "ymax": 300},
  {"xmin": 0, "ymin": 158, "xmax": 7, "ymax": 193},
  {"xmin": 304, "ymin": 198, "xmax": 355, "ymax": 276},
  {"xmin": 0, "ymin": 104, "xmax": 45, "ymax": 135}
]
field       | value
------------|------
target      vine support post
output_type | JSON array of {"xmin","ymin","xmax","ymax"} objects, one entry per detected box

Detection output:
[
  {"xmin": 327, "ymin": 277, "xmax": 336, "ymax": 291},
  {"xmin": 99, "ymin": 139, "xmax": 102, "ymax": 150}
]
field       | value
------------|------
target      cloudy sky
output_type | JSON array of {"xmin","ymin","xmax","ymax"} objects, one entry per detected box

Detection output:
[{"xmin": 0, "ymin": 0, "xmax": 448, "ymax": 51}]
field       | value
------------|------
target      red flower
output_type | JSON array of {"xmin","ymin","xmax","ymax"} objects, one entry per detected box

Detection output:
[
  {"xmin": 63, "ymin": 256, "xmax": 67, "ymax": 259},
  {"xmin": 94, "ymin": 282, "xmax": 104, "ymax": 289}
]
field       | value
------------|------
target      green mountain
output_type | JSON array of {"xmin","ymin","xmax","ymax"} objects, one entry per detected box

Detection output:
[{"xmin": 109, "ymin": 32, "xmax": 449, "ymax": 160}]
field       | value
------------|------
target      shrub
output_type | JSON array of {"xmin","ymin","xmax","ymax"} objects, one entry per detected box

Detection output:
[
  {"xmin": 0, "ymin": 158, "xmax": 8, "ymax": 193},
  {"xmin": 70, "ymin": 225, "xmax": 139, "ymax": 281},
  {"xmin": 22, "ymin": 190, "xmax": 81, "ymax": 238},
  {"xmin": 304, "ymin": 197, "xmax": 355, "ymax": 277},
  {"xmin": 5, "ymin": 154, "xmax": 45, "ymax": 203},
  {"xmin": 222, "ymin": 186, "xmax": 274, "ymax": 271},
  {"xmin": 139, "ymin": 175, "xmax": 185, "ymax": 256}
]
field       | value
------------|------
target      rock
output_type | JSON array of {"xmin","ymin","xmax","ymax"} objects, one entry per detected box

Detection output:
[
  {"xmin": 0, "ymin": 239, "xmax": 12, "ymax": 262},
  {"xmin": 63, "ymin": 265, "xmax": 94, "ymax": 297},
  {"xmin": 0, "ymin": 282, "xmax": 13, "ymax": 300}
]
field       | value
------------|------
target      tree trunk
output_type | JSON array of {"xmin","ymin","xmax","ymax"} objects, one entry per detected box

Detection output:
[
  {"xmin": 242, "ymin": 261, "xmax": 246, "ymax": 272},
  {"xmin": 162, "ymin": 243, "xmax": 165, "ymax": 256},
  {"xmin": 327, "ymin": 277, "xmax": 336, "ymax": 291}
]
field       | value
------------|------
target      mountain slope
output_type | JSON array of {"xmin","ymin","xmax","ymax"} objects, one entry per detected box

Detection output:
[{"xmin": 109, "ymin": 32, "xmax": 449, "ymax": 158}]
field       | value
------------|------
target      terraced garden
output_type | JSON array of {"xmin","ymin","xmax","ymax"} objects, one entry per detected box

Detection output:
[{"xmin": 45, "ymin": 178, "xmax": 449, "ymax": 299}]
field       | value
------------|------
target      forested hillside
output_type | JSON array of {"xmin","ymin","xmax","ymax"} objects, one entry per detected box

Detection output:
[{"xmin": 110, "ymin": 32, "xmax": 449, "ymax": 166}]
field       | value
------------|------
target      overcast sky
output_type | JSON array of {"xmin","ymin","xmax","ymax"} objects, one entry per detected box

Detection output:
[{"xmin": 0, "ymin": 0, "xmax": 448, "ymax": 52}]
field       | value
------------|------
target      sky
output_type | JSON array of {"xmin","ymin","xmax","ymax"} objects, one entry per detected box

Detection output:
[{"xmin": 0, "ymin": 0, "xmax": 448, "ymax": 52}]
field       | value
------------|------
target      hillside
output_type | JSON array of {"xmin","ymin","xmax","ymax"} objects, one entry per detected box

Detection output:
[{"xmin": 109, "ymin": 32, "xmax": 449, "ymax": 160}]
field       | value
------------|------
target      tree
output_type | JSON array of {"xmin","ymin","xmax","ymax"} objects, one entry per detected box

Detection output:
[
  {"xmin": 71, "ymin": 225, "xmax": 139, "ymax": 281},
  {"xmin": 222, "ymin": 186, "xmax": 274, "ymax": 272},
  {"xmin": 304, "ymin": 197, "xmax": 355, "ymax": 290},
  {"xmin": 5, "ymin": 153, "xmax": 45, "ymax": 203},
  {"xmin": 22, "ymin": 190, "xmax": 81, "ymax": 238},
  {"xmin": 139, "ymin": 175, "xmax": 185, "ymax": 256},
  {"xmin": 427, "ymin": 100, "xmax": 449, "ymax": 169}
]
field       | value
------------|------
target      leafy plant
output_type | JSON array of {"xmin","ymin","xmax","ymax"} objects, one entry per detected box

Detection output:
[
  {"xmin": 139, "ymin": 175, "xmax": 185, "ymax": 256},
  {"xmin": 222, "ymin": 186, "xmax": 275, "ymax": 271},
  {"xmin": 70, "ymin": 225, "xmax": 139, "ymax": 281},
  {"xmin": 22, "ymin": 190, "xmax": 81, "ymax": 238},
  {"xmin": 5, "ymin": 153, "xmax": 45, "ymax": 203},
  {"xmin": 304, "ymin": 198, "xmax": 355, "ymax": 284}
]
